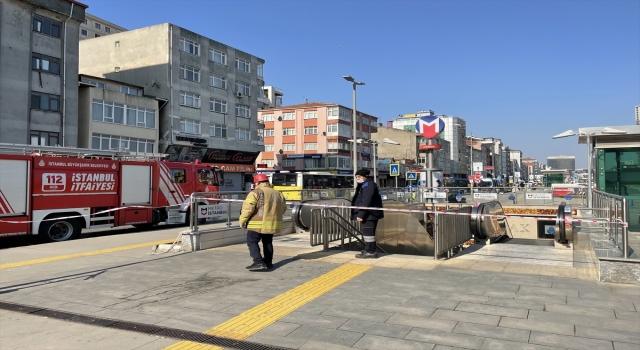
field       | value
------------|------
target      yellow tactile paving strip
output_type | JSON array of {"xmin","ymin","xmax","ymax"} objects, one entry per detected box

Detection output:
[
  {"xmin": 164, "ymin": 341, "xmax": 223, "ymax": 350},
  {"xmin": 0, "ymin": 240, "xmax": 173, "ymax": 270},
  {"xmin": 164, "ymin": 264, "xmax": 372, "ymax": 349}
]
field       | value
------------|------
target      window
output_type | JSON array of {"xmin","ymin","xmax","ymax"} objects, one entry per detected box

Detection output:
[
  {"xmin": 264, "ymin": 129, "xmax": 274, "ymax": 137},
  {"xmin": 32, "ymin": 53, "xmax": 60, "ymax": 75},
  {"xmin": 235, "ymin": 128, "xmax": 250, "ymax": 141},
  {"xmin": 304, "ymin": 126, "xmax": 318, "ymax": 135},
  {"xmin": 283, "ymin": 128, "xmax": 296, "ymax": 136},
  {"xmin": 210, "ymin": 99, "xmax": 227, "ymax": 113},
  {"xmin": 105, "ymin": 26, "xmax": 111, "ymax": 33},
  {"xmin": 261, "ymin": 114, "xmax": 274, "ymax": 122},
  {"xmin": 282, "ymin": 159, "xmax": 296, "ymax": 167},
  {"xmin": 209, "ymin": 49, "xmax": 226, "ymax": 65},
  {"xmin": 170, "ymin": 169, "xmax": 186, "ymax": 183},
  {"xmin": 257, "ymin": 64, "xmax": 263, "ymax": 77},
  {"xmin": 81, "ymin": 29, "xmax": 88, "ymax": 36},
  {"xmin": 304, "ymin": 111, "xmax": 317, "ymax": 119},
  {"xmin": 326, "ymin": 124, "xmax": 338, "ymax": 135},
  {"xmin": 235, "ymin": 81, "xmax": 250, "ymax": 96},
  {"xmin": 180, "ymin": 91, "xmax": 200, "ymax": 108},
  {"xmin": 339, "ymin": 107, "xmax": 352, "ymax": 122},
  {"xmin": 120, "ymin": 86, "xmax": 139, "ymax": 96},
  {"xmin": 95, "ymin": 23, "xmax": 101, "ymax": 29},
  {"xmin": 264, "ymin": 145, "xmax": 274, "ymax": 152},
  {"xmin": 85, "ymin": 80, "xmax": 106, "ymax": 89},
  {"xmin": 235, "ymin": 58, "xmax": 250, "ymax": 72},
  {"xmin": 263, "ymin": 159, "xmax": 275, "ymax": 168},
  {"xmin": 92, "ymin": 99, "xmax": 155, "ymax": 128},
  {"xmin": 328, "ymin": 142, "xmax": 352, "ymax": 151},
  {"xmin": 30, "ymin": 131, "xmax": 59, "ymax": 146},
  {"xmin": 282, "ymin": 143, "xmax": 295, "ymax": 151},
  {"xmin": 91, "ymin": 133, "xmax": 154, "ymax": 153},
  {"xmin": 209, "ymin": 74, "xmax": 227, "ymax": 90},
  {"xmin": 304, "ymin": 159, "xmax": 322, "ymax": 169},
  {"xmin": 33, "ymin": 15, "xmax": 61, "ymax": 38},
  {"xmin": 328, "ymin": 156, "xmax": 351, "ymax": 169},
  {"xmin": 179, "ymin": 65, "xmax": 200, "ymax": 82},
  {"xmin": 31, "ymin": 92, "xmax": 59, "ymax": 112},
  {"xmin": 327, "ymin": 107, "xmax": 338, "ymax": 119},
  {"xmin": 209, "ymin": 124, "xmax": 227, "ymax": 138},
  {"xmin": 83, "ymin": 19, "xmax": 87, "ymax": 25},
  {"xmin": 304, "ymin": 143, "xmax": 318, "ymax": 150},
  {"xmin": 282, "ymin": 112, "xmax": 295, "ymax": 120},
  {"xmin": 179, "ymin": 118, "xmax": 200, "ymax": 134},
  {"xmin": 235, "ymin": 104, "xmax": 250, "ymax": 118},
  {"xmin": 179, "ymin": 38, "xmax": 200, "ymax": 55},
  {"xmin": 371, "ymin": 119, "xmax": 378, "ymax": 127}
]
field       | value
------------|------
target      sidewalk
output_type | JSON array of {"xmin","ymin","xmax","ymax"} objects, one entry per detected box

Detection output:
[{"xmin": 1, "ymin": 228, "xmax": 638, "ymax": 350}]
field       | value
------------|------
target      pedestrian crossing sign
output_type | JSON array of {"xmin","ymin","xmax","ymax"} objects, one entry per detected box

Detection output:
[
  {"xmin": 390, "ymin": 163, "xmax": 400, "ymax": 177},
  {"xmin": 406, "ymin": 172, "xmax": 417, "ymax": 180}
]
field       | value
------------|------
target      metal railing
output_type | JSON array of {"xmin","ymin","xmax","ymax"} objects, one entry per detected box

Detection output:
[
  {"xmin": 434, "ymin": 206, "xmax": 473, "ymax": 259},
  {"xmin": 592, "ymin": 189, "xmax": 630, "ymax": 259}
]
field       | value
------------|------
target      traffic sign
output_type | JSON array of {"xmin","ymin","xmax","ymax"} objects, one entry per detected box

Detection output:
[
  {"xmin": 415, "ymin": 116, "xmax": 445, "ymax": 139},
  {"xmin": 468, "ymin": 175, "xmax": 474, "ymax": 183},
  {"xmin": 406, "ymin": 172, "xmax": 418, "ymax": 181},
  {"xmin": 565, "ymin": 194, "xmax": 573, "ymax": 201},
  {"xmin": 508, "ymin": 194, "xmax": 515, "ymax": 201},
  {"xmin": 390, "ymin": 164, "xmax": 400, "ymax": 177},
  {"xmin": 474, "ymin": 179, "xmax": 481, "ymax": 184},
  {"xmin": 455, "ymin": 192, "xmax": 463, "ymax": 202},
  {"xmin": 474, "ymin": 172, "xmax": 482, "ymax": 180}
]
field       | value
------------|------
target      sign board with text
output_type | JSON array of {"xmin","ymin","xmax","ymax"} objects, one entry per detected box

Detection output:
[
  {"xmin": 473, "ymin": 193, "xmax": 498, "ymax": 200},
  {"xmin": 525, "ymin": 193, "xmax": 552, "ymax": 200},
  {"xmin": 198, "ymin": 203, "xmax": 229, "ymax": 219},
  {"xmin": 424, "ymin": 192, "xmax": 447, "ymax": 199}
]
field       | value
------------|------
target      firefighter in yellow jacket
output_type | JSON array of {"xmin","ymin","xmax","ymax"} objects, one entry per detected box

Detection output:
[{"xmin": 240, "ymin": 174, "xmax": 287, "ymax": 270}]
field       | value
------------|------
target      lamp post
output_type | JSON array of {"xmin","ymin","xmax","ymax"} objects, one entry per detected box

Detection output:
[
  {"xmin": 552, "ymin": 127, "xmax": 627, "ymax": 208},
  {"xmin": 343, "ymin": 75, "xmax": 365, "ymax": 188}
]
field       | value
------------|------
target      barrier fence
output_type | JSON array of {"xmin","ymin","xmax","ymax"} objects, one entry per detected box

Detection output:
[{"xmin": 592, "ymin": 189, "xmax": 630, "ymax": 259}]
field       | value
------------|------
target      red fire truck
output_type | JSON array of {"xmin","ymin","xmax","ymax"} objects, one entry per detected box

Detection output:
[{"xmin": 0, "ymin": 144, "xmax": 224, "ymax": 242}]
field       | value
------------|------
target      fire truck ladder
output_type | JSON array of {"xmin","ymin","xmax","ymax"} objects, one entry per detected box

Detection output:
[{"xmin": 0, "ymin": 143, "xmax": 167, "ymax": 161}]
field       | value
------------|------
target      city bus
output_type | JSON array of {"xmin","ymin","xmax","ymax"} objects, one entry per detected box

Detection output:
[
  {"xmin": 267, "ymin": 172, "xmax": 355, "ymax": 201},
  {"xmin": 444, "ymin": 177, "xmax": 471, "ymax": 193}
]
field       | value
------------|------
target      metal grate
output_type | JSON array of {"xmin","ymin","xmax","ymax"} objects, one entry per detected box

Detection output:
[{"xmin": 0, "ymin": 300, "xmax": 294, "ymax": 350}]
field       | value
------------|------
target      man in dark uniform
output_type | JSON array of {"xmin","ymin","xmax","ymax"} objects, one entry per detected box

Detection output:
[{"xmin": 351, "ymin": 169, "xmax": 384, "ymax": 259}]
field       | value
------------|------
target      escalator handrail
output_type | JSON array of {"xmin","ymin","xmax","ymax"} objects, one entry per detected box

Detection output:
[{"xmin": 322, "ymin": 208, "xmax": 387, "ymax": 254}]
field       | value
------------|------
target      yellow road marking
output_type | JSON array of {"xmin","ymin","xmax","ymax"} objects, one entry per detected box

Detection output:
[
  {"xmin": 165, "ymin": 264, "xmax": 372, "ymax": 349},
  {"xmin": 0, "ymin": 240, "xmax": 173, "ymax": 270},
  {"xmin": 164, "ymin": 341, "xmax": 222, "ymax": 350}
]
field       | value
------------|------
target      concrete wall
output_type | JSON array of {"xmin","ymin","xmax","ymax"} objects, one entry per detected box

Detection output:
[{"xmin": 0, "ymin": 0, "xmax": 84, "ymax": 146}]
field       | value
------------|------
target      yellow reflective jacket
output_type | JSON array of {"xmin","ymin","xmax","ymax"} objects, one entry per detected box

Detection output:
[{"xmin": 239, "ymin": 182, "xmax": 287, "ymax": 234}]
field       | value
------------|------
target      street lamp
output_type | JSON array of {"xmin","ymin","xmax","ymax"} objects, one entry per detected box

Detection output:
[
  {"xmin": 343, "ymin": 75, "xmax": 365, "ymax": 188},
  {"xmin": 552, "ymin": 127, "xmax": 627, "ymax": 208}
]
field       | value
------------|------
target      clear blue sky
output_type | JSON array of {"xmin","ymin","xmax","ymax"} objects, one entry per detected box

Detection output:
[{"xmin": 82, "ymin": 0, "xmax": 639, "ymax": 168}]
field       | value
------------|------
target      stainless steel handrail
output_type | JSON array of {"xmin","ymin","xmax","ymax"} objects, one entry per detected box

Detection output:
[{"xmin": 591, "ymin": 189, "xmax": 630, "ymax": 259}]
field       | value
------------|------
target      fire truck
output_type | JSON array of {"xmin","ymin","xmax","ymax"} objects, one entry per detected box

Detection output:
[{"xmin": 0, "ymin": 144, "xmax": 224, "ymax": 242}]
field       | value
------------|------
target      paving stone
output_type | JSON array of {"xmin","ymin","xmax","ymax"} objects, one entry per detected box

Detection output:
[
  {"xmin": 529, "ymin": 309, "xmax": 638, "ymax": 332},
  {"xmin": 615, "ymin": 310, "xmax": 640, "ymax": 322},
  {"xmin": 405, "ymin": 327, "xmax": 485, "ymax": 349},
  {"xmin": 286, "ymin": 325, "xmax": 363, "ymax": 347},
  {"xmin": 353, "ymin": 334, "xmax": 435, "ymax": 350},
  {"xmin": 567, "ymin": 297, "xmax": 637, "ymax": 311},
  {"xmin": 433, "ymin": 345, "xmax": 469, "ymax": 350},
  {"xmin": 246, "ymin": 332, "xmax": 308, "ymax": 349},
  {"xmin": 386, "ymin": 313, "xmax": 457, "ymax": 332},
  {"xmin": 613, "ymin": 341, "xmax": 640, "ymax": 350},
  {"xmin": 258, "ymin": 321, "xmax": 301, "ymax": 337},
  {"xmin": 281, "ymin": 311, "xmax": 348, "ymax": 329},
  {"xmin": 529, "ymin": 331, "xmax": 613, "ymax": 350},
  {"xmin": 455, "ymin": 301, "xmax": 529, "ymax": 318},
  {"xmin": 366, "ymin": 303, "xmax": 436, "ymax": 317},
  {"xmin": 299, "ymin": 340, "xmax": 355, "ymax": 350},
  {"xmin": 544, "ymin": 303, "xmax": 615, "ymax": 318},
  {"xmin": 519, "ymin": 285, "xmax": 579, "ymax": 297},
  {"xmin": 485, "ymin": 297, "xmax": 545, "ymax": 311},
  {"xmin": 498, "ymin": 317, "xmax": 574, "ymax": 336},
  {"xmin": 431, "ymin": 309, "xmax": 500, "ymax": 326},
  {"xmin": 480, "ymin": 337, "xmax": 566, "ymax": 350},
  {"xmin": 339, "ymin": 319, "xmax": 411, "ymax": 339},
  {"xmin": 514, "ymin": 292, "xmax": 567, "ymax": 304},
  {"xmin": 575, "ymin": 325, "xmax": 640, "ymax": 344},
  {"xmin": 295, "ymin": 302, "xmax": 333, "ymax": 314},
  {"xmin": 406, "ymin": 296, "xmax": 462, "ymax": 310},
  {"xmin": 321, "ymin": 305, "xmax": 393, "ymax": 323},
  {"xmin": 453, "ymin": 322, "xmax": 530, "ymax": 343}
]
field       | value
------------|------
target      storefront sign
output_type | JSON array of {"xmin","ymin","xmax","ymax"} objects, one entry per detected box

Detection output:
[
  {"xmin": 202, "ymin": 149, "xmax": 260, "ymax": 164},
  {"xmin": 419, "ymin": 144, "xmax": 442, "ymax": 150}
]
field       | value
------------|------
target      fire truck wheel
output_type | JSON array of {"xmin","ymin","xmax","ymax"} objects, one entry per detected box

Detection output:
[{"xmin": 39, "ymin": 218, "xmax": 81, "ymax": 242}]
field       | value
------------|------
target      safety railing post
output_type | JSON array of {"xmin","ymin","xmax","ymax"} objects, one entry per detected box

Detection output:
[
  {"xmin": 321, "ymin": 208, "xmax": 329, "ymax": 251},
  {"xmin": 622, "ymin": 197, "xmax": 629, "ymax": 259},
  {"xmin": 192, "ymin": 195, "xmax": 199, "ymax": 233},
  {"xmin": 226, "ymin": 194, "xmax": 232, "ymax": 227},
  {"xmin": 189, "ymin": 194, "xmax": 195, "ymax": 231}
]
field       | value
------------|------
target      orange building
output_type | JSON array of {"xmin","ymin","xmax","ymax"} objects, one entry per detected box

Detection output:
[{"xmin": 256, "ymin": 102, "xmax": 379, "ymax": 174}]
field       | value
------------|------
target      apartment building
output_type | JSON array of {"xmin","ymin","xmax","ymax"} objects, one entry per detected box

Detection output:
[
  {"xmin": 79, "ymin": 23, "xmax": 266, "ymax": 191},
  {"xmin": 78, "ymin": 75, "xmax": 159, "ymax": 153},
  {"xmin": 256, "ymin": 102, "xmax": 379, "ymax": 174},
  {"xmin": 547, "ymin": 156, "xmax": 576, "ymax": 171},
  {"xmin": 510, "ymin": 149, "xmax": 523, "ymax": 182},
  {"xmin": 79, "ymin": 13, "xmax": 126, "ymax": 40},
  {"xmin": 0, "ymin": 0, "xmax": 86, "ymax": 147}
]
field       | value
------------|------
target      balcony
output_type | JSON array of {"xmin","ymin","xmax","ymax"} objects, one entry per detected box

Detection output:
[{"xmin": 257, "ymin": 96, "xmax": 271, "ymax": 105}]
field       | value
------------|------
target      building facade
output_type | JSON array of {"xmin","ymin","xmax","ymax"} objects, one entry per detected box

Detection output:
[
  {"xmin": 79, "ymin": 13, "xmax": 126, "ymax": 40},
  {"xmin": 547, "ymin": 156, "xmax": 576, "ymax": 171},
  {"xmin": 256, "ymin": 102, "xmax": 379, "ymax": 174},
  {"xmin": 79, "ymin": 23, "xmax": 265, "ymax": 191},
  {"xmin": 0, "ymin": 0, "xmax": 86, "ymax": 147},
  {"xmin": 509, "ymin": 149, "xmax": 523, "ymax": 182},
  {"xmin": 78, "ymin": 75, "xmax": 159, "ymax": 153}
]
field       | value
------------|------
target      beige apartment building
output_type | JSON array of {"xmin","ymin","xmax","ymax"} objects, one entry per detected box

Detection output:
[
  {"xmin": 79, "ymin": 13, "xmax": 126, "ymax": 40},
  {"xmin": 256, "ymin": 102, "xmax": 379, "ymax": 174},
  {"xmin": 78, "ymin": 75, "xmax": 159, "ymax": 153}
]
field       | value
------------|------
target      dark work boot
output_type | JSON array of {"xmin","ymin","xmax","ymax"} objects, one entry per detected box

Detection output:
[
  {"xmin": 246, "ymin": 262, "xmax": 267, "ymax": 270},
  {"xmin": 355, "ymin": 252, "xmax": 378, "ymax": 259}
]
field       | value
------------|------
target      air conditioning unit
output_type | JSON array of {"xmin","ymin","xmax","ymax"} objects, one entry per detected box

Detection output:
[{"xmin": 236, "ymin": 92, "xmax": 243, "ymax": 98}]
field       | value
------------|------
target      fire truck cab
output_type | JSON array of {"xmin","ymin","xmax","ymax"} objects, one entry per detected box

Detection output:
[{"xmin": 0, "ymin": 144, "xmax": 223, "ymax": 242}]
